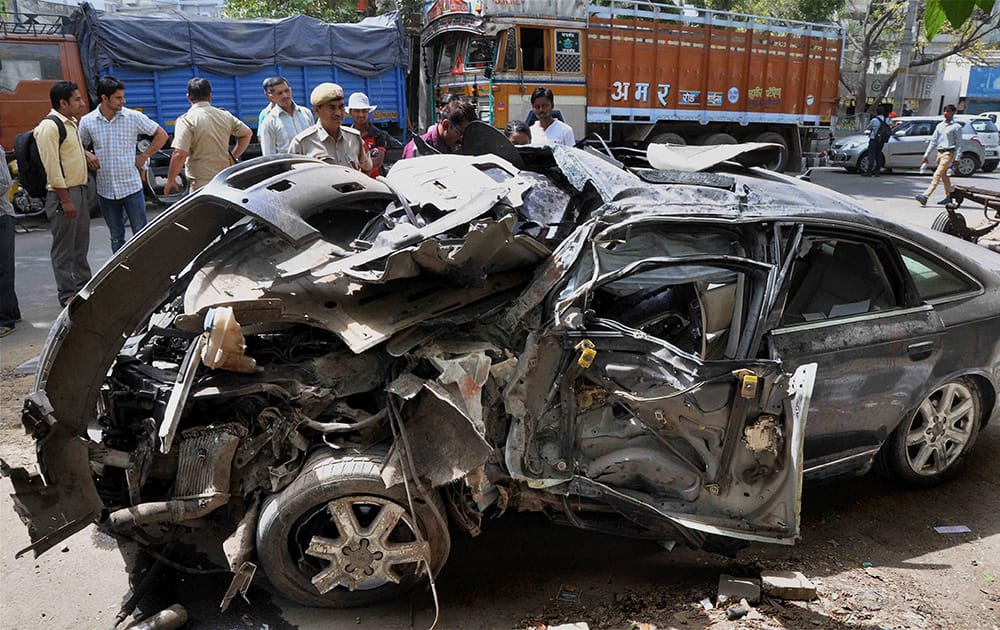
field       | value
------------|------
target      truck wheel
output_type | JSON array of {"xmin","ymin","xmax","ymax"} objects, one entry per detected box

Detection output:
[
  {"xmin": 953, "ymin": 153, "xmax": 980, "ymax": 177},
  {"xmin": 698, "ymin": 133, "xmax": 737, "ymax": 146},
  {"xmin": 750, "ymin": 132, "xmax": 788, "ymax": 171},
  {"xmin": 649, "ymin": 132, "xmax": 685, "ymax": 146},
  {"xmin": 256, "ymin": 449, "xmax": 450, "ymax": 608}
]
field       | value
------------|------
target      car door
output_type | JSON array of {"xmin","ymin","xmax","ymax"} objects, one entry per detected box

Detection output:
[
  {"xmin": 505, "ymin": 222, "xmax": 815, "ymax": 544},
  {"xmin": 888, "ymin": 120, "xmax": 933, "ymax": 168},
  {"xmin": 763, "ymin": 226, "xmax": 944, "ymax": 480}
]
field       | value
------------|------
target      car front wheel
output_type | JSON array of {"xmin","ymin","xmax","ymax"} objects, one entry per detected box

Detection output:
[
  {"xmin": 856, "ymin": 151, "xmax": 874, "ymax": 174},
  {"xmin": 878, "ymin": 378, "xmax": 982, "ymax": 487},
  {"xmin": 256, "ymin": 450, "xmax": 450, "ymax": 607}
]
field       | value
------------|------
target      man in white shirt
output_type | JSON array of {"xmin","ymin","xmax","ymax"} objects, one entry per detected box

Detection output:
[
  {"xmin": 915, "ymin": 104, "xmax": 962, "ymax": 206},
  {"xmin": 258, "ymin": 77, "xmax": 314, "ymax": 155},
  {"xmin": 528, "ymin": 87, "xmax": 575, "ymax": 146},
  {"xmin": 79, "ymin": 75, "xmax": 168, "ymax": 252}
]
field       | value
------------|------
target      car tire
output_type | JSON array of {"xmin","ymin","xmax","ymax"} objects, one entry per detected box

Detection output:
[
  {"xmin": 877, "ymin": 378, "xmax": 982, "ymax": 487},
  {"xmin": 953, "ymin": 153, "xmax": 980, "ymax": 177},
  {"xmin": 649, "ymin": 132, "xmax": 686, "ymax": 146},
  {"xmin": 750, "ymin": 131, "xmax": 788, "ymax": 171},
  {"xmin": 256, "ymin": 449, "xmax": 450, "ymax": 608},
  {"xmin": 930, "ymin": 211, "xmax": 968, "ymax": 238},
  {"xmin": 856, "ymin": 151, "xmax": 874, "ymax": 175},
  {"xmin": 981, "ymin": 160, "xmax": 998, "ymax": 173}
]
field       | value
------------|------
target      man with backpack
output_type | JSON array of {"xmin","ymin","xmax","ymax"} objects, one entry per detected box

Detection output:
[
  {"xmin": 32, "ymin": 81, "xmax": 93, "ymax": 306},
  {"xmin": 863, "ymin": 104, "xmax": 891, "ymax": 177}
]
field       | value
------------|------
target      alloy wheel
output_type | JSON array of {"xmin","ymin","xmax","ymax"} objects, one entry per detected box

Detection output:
[{"xmin": 904, "ymin": 381, "xmax": 977, "ymax": 476}]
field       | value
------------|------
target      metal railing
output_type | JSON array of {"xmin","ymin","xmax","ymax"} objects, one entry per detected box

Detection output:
[{"xmin": 0, "ymin": 13, "xmax": 72, "ymax": 36}]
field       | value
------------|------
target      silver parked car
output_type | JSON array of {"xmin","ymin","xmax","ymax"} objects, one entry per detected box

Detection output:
[
  {"xmin": 4, "ymin": 135, "xmax": 999, "ymax": 616},
  {"xmin": 958, "ymin": 114, "xmax": 1000, "ymax": 172},
  {"xmin": 830, "ymin": 115, "xmax": 986, "ymax": 176}
]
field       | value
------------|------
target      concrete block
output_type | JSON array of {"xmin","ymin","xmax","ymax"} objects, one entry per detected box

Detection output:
[
  {"xmin": 760, "ymin": 570, "xmax": 817, "ymax": 600},
  {"xmin": 717, "ymin": 574, "xmax": 761, "ymax": 605}
]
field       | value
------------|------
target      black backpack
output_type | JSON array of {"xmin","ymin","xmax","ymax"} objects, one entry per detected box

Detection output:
[
  {"xmin": 874, "ymin": 116, "xmax": 892, "ymax": 144},
  {"xmin": 14, "ymin": 115, "xmax": 66, "ymax": 199}
]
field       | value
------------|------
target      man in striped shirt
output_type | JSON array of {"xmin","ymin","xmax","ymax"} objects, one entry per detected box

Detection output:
[
  {"xmin": 259, "ymin": 77, "xmax": 314, "ymax": 155},
  {"xmin": 79, "ymin": 76, "xmax": 168, "ymax": 252}
]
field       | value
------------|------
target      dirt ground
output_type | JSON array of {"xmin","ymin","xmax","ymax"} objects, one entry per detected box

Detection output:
[{"xmin": 1, "ymin": 355, "xmax": 998, "ymax": 629}]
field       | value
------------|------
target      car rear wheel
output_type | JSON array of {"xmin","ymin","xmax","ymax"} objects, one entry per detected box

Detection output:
[
  {"xmin": 878, "ymin": 378, "xmax": 982, "ymax": 487},
  {"xmin": 982, "ymin": 160, "xmax": 998, "ymax": 173},
  {"xmin": 256, "ymin": 450, "xmax": 450, "ymax": 607},
  {"xmin": 953, "ymin": 153, "xmax": 980, "ymax": 177}
]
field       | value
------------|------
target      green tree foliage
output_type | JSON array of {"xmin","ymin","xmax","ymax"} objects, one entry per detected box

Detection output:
[
  {"xmin": 694, "ymin": 0, "xmax": 846, "ymax": 23},
  {"xmin": 925, "ymin": 0, "xmax": 997, "ymax": 40},
  {"xmin": 223, "ymin": 0, "xmax": 366, "ymax": 22}
]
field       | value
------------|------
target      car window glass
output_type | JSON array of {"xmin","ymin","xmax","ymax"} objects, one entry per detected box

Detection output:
[
  {"xmin": 781, "ymin": 238, "xmax": 898, "ymax": 326},
  {"xmin": 0, "ymin": 43, "xmax": 63, "ymax": 92},
  {"xmin": 970, "ymin": 119, "xmax": 998, "ymax": 133},
  {"xmin": 897, "ymin": 245, "xmax": 978, "ymax": 301}
]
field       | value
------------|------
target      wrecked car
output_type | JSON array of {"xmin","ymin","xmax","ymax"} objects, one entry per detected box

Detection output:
[{"xmin": 5, "ymin": 137, "xmax": 999, "ymax": 613}]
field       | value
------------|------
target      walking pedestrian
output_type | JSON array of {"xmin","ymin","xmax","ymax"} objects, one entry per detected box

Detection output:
[
  {"xmin": 35, "ymin": 81, "xmax": 93, "ymax": 307},
  {"xmin": 259, "ymin": 77, "xmax": 314, "ymax": 155},
  {"xmin": 348, "ymin": 92, "xmax": 392, "ymax": 177},
  {"xmin": 165, "ymin": 78, "xmax": 251, "ymax": 194},
  {"xmin": 287, "ymin": 83, "xmax": 372, "ymax": 173},
  {"xmin": 0, "ymin": 145, "xmax": 20, "ymax": 337},
  {"xmin": 79, "ymin": 76, "xmax": 168, "ymax": 253},
  {"xmin": 915, "ymin": 104, "xmax": 961, "ymax": 206}
]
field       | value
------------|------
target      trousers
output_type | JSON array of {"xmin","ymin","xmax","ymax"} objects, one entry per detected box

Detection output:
[
  {"xmin": 923, "ymin": 150, "xmax": 955, "ymax": 199},
  {"xmin": 98, "ymin": 189, "xmax": 147, "ymax": 253},
  {"xmin": 45, "ymin": 186, "xmax": 92, "ymax": 305}
]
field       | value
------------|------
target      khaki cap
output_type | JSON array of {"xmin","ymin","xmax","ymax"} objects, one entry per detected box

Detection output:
[{"xmin": 310, "ymin": 82, "xmax": 345, "ymax": 106}]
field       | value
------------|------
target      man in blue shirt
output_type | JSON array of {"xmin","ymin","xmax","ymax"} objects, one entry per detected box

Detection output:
[
  {"xmin": 862, "ymin": 105, "xmax": 890, "ymax": 177},
  {"xmin": 915, "ymin": 104, "xmax": 961, "ymax": 206},
  {"xmin": 79, "ymin": 76, "xmax": 168, "ymax": 252},
  {"xmin": 259, "ymin": 77, "xmax": 314, "ymax": 155}
]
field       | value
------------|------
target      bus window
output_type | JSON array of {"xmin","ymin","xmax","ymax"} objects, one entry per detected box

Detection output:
[
  {"xmin": 466, "ymin": 37, "xmax": 496, "ymax": 69},
  {"xmin": 520, "ymin": 28, "xmax": 547, "ymax": 72}
]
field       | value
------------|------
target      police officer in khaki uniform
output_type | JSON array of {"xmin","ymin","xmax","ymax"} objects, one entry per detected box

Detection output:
[
  {"xmin": 165, "ymin": 77, "xmax": 251, "ymax": 193},
  {"xmin": 288, "ymin": 83, "xmax": 372, "ymax": 173}
]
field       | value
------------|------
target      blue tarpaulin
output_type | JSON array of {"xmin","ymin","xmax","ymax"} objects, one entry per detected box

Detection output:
[{"xmin": 70, "ymin": 3, "xmax": 408, "ymax": 102}]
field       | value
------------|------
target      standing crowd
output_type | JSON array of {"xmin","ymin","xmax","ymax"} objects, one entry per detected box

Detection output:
[{"xmin": 2, "ymin": 77, "xmax": 575, "ymax": 339}]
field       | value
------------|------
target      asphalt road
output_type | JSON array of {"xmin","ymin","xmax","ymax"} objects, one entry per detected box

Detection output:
[{"xmin": 1, "ymin": 167, "xmax": 998, "ymax": 629}]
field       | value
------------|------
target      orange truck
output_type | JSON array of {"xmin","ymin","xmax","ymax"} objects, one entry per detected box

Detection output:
[{"xmin": 421, "ymin": 0, "xmax": 843, "ymax": 170}]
